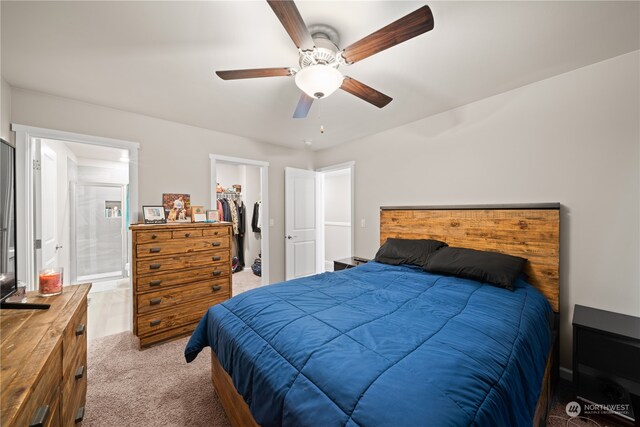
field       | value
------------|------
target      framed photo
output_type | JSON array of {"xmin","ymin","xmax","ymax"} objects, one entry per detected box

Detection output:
[
  {"xmin": 162, "ymin": 193, "xmax": 191, "ymax": 222},
  {"xmin": 191, "ymin": 205, "xmax": 206, "ymax": 222},
  {"xmin": 206, "ymin": 210, "xmax": 218, "ymax": 221},
  {"xmin": 142, "ymin": 205, "xmax": 166, "ymax": 224}
]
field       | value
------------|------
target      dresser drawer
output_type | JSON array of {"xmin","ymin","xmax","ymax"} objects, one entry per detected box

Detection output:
[
  {"xmin": 137, "ymin": 293, "xmax": 229, "ymax": 337},
  {"xmin": 137, "ymin": 251, "xmax": 229, "ymax": 275},
  {"xmin": 135, "ymin": 263, "xmax": 230, "ymax": 293},
  {"xmin": 137, "ymin": 278, "xmax": 231, "ymax": 314},
  {"xmin": 61, "ymin": 354, "xmax": 87, "ymax": 426},
  {"xmin": 136, "ymin": 230, "xmax": 172, "ymax": 243},
  {"xmin": 14, "ymin": 345, "xmax": 62, "ymax": 427},
  {"xmin": 136, "ymin": 237, "xmax": 230, "ymax": 258},
  {"xmin": 63, "ymin": 304, "xmax": 87, "ymax": 378},
  {"xmin": 202, "ymin": 227, "xmax": 230, "ymax": 238},
  {"xmin": 171, "ymin": 229, "xmax": 203, "ymax": 239}
]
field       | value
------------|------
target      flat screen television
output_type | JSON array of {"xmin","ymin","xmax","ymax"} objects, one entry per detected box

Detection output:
[{"xmin": 0, "ymin": 138, "xmax": 17, "ymax": 302}]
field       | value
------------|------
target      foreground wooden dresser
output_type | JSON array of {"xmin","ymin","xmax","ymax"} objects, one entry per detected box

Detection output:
[
  {"xmin": 131, "ymin": 222, "xmax": 232, "ymax": 348},
  {"xmin": 1, "ymin": 284, "xmax": 91, "ymax": 427}
]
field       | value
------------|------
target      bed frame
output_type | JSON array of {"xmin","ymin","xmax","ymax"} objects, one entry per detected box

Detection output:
[{"xmin": 211, "ymin": 203, "xmax": 560, "ymax": 427}]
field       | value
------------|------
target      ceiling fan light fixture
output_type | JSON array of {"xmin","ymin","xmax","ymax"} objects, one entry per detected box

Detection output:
[{"xmin": 295, "ymin": 65, "xmax": 344, "ymax": 99}]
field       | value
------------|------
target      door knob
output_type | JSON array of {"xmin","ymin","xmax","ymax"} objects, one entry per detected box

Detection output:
[
  {"xmin": 286, "ymin": 235, "xmax": 293, "ymax": 240},
  {"xmin": 55, "ymin": 245, "xmax": 63, "ymax": 250}
]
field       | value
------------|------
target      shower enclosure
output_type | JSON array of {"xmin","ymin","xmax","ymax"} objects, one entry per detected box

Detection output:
[{"xmin": 70, "ymin": 182, "xmax": 128, "ymax": 283}]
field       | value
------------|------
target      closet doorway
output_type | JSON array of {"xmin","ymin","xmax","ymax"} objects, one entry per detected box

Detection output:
[
  {"xmin": 318, "ymin": 162, "xmax": 355, "ymax": 272},
  {"xmin": 210, "ymin": 155, "xmax": 269, "ymax": 294}
]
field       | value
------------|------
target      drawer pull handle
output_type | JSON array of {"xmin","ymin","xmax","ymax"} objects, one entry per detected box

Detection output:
[
  {"xmin": 185, "ymin": 233, "xmax": 191, "ymax": 238},
  {"xmin": 29, "ymin": 405, "xmax": 50, "ymax": 427},
  {"xmin": 150, "ymin": 264, "xmax": 161, "ymax": 270},
  {"xmin": 149, "ymin": 247, "xmax": 161, "ymax": 253},
  {"xmin": 151, "ymin": 234, "xmax": 158, "ymax": 240},
  {"xmin": 75, "ymin": 365, "xmax": 85, "ymax": 379},
  {"xmin": 211, "ymin": 242, "xmax": 221, "ymax": 247},
  {"xmin": 212, "ymin": 285, "xmax": 222, "ymax": 292},
  {"xmin": 214, "ymin": 231, "xmax": 219, "ymax": 235},
  {"xmin": 149, "ymin": 280, "xmax": 162, "ymax": 286},
  {"xmin": 212, "ymin": 271, "xmax": 222, "ymax": 276},
  {"xmin": 75, "ymin": 406, "xmax": 85, "ymax": 423},
  {"xmin": 150, "ymin": 319, "xmax": 161, "ymax": 326},
  {"xmin": 75, "ymin": 324, "xmax": 85, "ymax": 336},
  {"xmin": 150, "ymin": 298, "xmax": 162, "ymax": 306},
  {"xmin": 212, "ymin": 256, "xmax": 221, "ymax": 261}
]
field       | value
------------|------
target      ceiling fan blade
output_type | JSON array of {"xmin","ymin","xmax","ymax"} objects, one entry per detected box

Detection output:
[
  {"xmin": 293, "ymin": 93, "xmax": 314, "ymax": 119},
  {"xmin": 340, "ymin": 77, "xmax": 392, "ymax": 108},
  {"xmin": 267, "ymin": 0, "xmax": 315, "ymax": 51},
  {"xmin": 215, "ymin": 67, "xmax": 293, "ymax": 80},
  {"xmin": 342, "ymin": 5, "xmax": 434, "ymax": 64}
]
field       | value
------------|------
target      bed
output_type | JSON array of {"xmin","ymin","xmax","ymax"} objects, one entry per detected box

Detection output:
[{"xmin": 185, "ymin": 204, "xmax": 560, "ymax": 427}]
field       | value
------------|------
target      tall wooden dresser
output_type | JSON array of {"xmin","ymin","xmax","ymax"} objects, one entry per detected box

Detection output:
[
  {"xmin": 1, "ymin": 284, "xmax": 91, "ymax": 427},
  {"xmin": 130, "ymin": 222, "xmax": 232, "ymax": 348}
]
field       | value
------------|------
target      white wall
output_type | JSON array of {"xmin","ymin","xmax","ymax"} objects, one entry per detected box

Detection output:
[
  {"xmin": 1, "ymin": 78, "xmax": 12, "ymax": 145},
  {"xmin": 323, "ymin": 170, "xmax": 352, "ymax": 270},
  {"xmin": 315, "ymin": 51, "xmax": 640, "ymax": 371},
  {"xmin": 10, "ymin": 88, "xmax": 313, "ymax": 283},
  {"xmin": 76, "ymin": 158, "xmax": 129, "ymax": 185},
  {"xmin": 242, "ymin": 165, "xmax": 262, "ymax": 265}
]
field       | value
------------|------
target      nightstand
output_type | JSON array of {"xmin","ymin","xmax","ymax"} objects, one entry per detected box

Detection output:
[
  {"xmin": 572, "ymin": 305, "xmax": 640, "ymax": 424},
  {"xmin": 333, "ymin": 257, "xmax": 369, "ymax": 271}
]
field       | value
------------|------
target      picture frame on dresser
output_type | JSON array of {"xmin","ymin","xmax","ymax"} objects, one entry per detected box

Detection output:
[{"xmin": 142, "ymin": 205, "xmax": 167, "ymax": 224}]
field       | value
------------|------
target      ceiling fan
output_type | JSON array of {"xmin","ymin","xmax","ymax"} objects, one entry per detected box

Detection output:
[{"xmin": 216, "ymin": 1, "xmax": 434, "ymax": 119}]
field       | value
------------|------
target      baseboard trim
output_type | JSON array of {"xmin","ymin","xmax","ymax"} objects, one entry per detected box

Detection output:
[{"xmin": 559, "ymin": 366, "xmax": 573, "ymax": 381}]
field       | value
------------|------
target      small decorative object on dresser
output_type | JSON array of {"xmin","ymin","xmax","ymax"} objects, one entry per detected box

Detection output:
[
  {"xmin": 191, "ymin": 205, "xmax": 206, "ymax": 222},
  {"xmin": 206, "ymin": 210, "xmax": 218, "ymax": 222},
  {"xmin": 130, "ymin": 222, "xmax": 232, "ymax": 348},
  {"xmin": 573, "ymin": 305, "xmax": 640, "ymax": 423},
  {"xmin": 143, "ymin": 205, "xmax": 167, "ymax": 224},
  {"xmin": 162, "ymin": 193, "xmax": 191, "ymax": 222},
  {"xmin": 38, "ymin": 267, "xmax": 64, "ymax": 296},
  {"xmin": 333, "ymin": 256, "xmax": 369, "ymax": 271},
  {"xmin": 1, "ymin": 284, "xmax": 91, "ymax": 426}
]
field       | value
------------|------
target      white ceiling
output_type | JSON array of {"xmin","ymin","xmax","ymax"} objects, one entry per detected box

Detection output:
[{"xmin": 2, "ymin": 1, "xmax": 638, "ymax": 151}]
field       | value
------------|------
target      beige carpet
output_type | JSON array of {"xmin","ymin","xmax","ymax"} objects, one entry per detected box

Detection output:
[
  {"xmin": 84, "ymin": 332, "xmax": 230, "ymax": 427},
  {"xmin": 232, "ymin": 269, "xmax": 262, "ymax": 295}
]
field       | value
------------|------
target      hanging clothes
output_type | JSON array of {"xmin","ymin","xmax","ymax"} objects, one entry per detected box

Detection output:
[
  {"xmin": 221, "ymin": 199, "xmax": 231, "ymax": 224},
  {"xmin": 252, "ymin": 202, "xmax": 261, "ymax": 233},
  {"xmin": 236, "ymin": 200, "xmax": 246, "ymax": 268},
  {"xmin": 229, "ymin": 199, "xmax": 239, "ymax": 235},
  {"xmin": 217, "ymin": 199, "xmax": 224, "ymax": 221}
]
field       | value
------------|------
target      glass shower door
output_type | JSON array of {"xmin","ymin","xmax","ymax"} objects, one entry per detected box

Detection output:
[{"xmin": 74, "ymin": 183, "xmax": 127, "ymax": 282}]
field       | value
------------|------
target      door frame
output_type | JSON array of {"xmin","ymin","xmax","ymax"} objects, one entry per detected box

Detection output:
[
  {"xmin": 209, "ymin": 154, "xmax": 270, "ymax": 286},
  {"xmin": 316, "ymin": 161, "xmax": 355, "ymax": 271},
  {"xmin": 12, "ymin": 124, "xmax": 139, "ymax": 290}
]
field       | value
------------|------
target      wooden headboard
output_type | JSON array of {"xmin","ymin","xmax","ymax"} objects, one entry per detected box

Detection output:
[{"xmin": 380, "ymin": 204, "xmax": 560, "ymax": 312}]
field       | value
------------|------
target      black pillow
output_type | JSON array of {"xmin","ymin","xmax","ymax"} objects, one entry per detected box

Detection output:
[
  {"xmin": 423, "ymin": 247, "xmax": 527, "ymax": 290},
  {"xmin": 374, "ymin": 238, "xmax": 448, "ymax": 267}
]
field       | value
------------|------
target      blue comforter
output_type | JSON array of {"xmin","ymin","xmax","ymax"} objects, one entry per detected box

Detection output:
[{"xmin": 185, "ymin": 262, "xmax": 552, "ymax": 427}]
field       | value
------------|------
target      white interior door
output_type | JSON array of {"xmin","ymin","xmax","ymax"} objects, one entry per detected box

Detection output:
[
  {"xmin": 285, "ymin": 167, "xmax": 321, "ymax": 280},
  {"xmin": 40, "ymin": 144, "xmax": 59, "ymax": 270}
]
